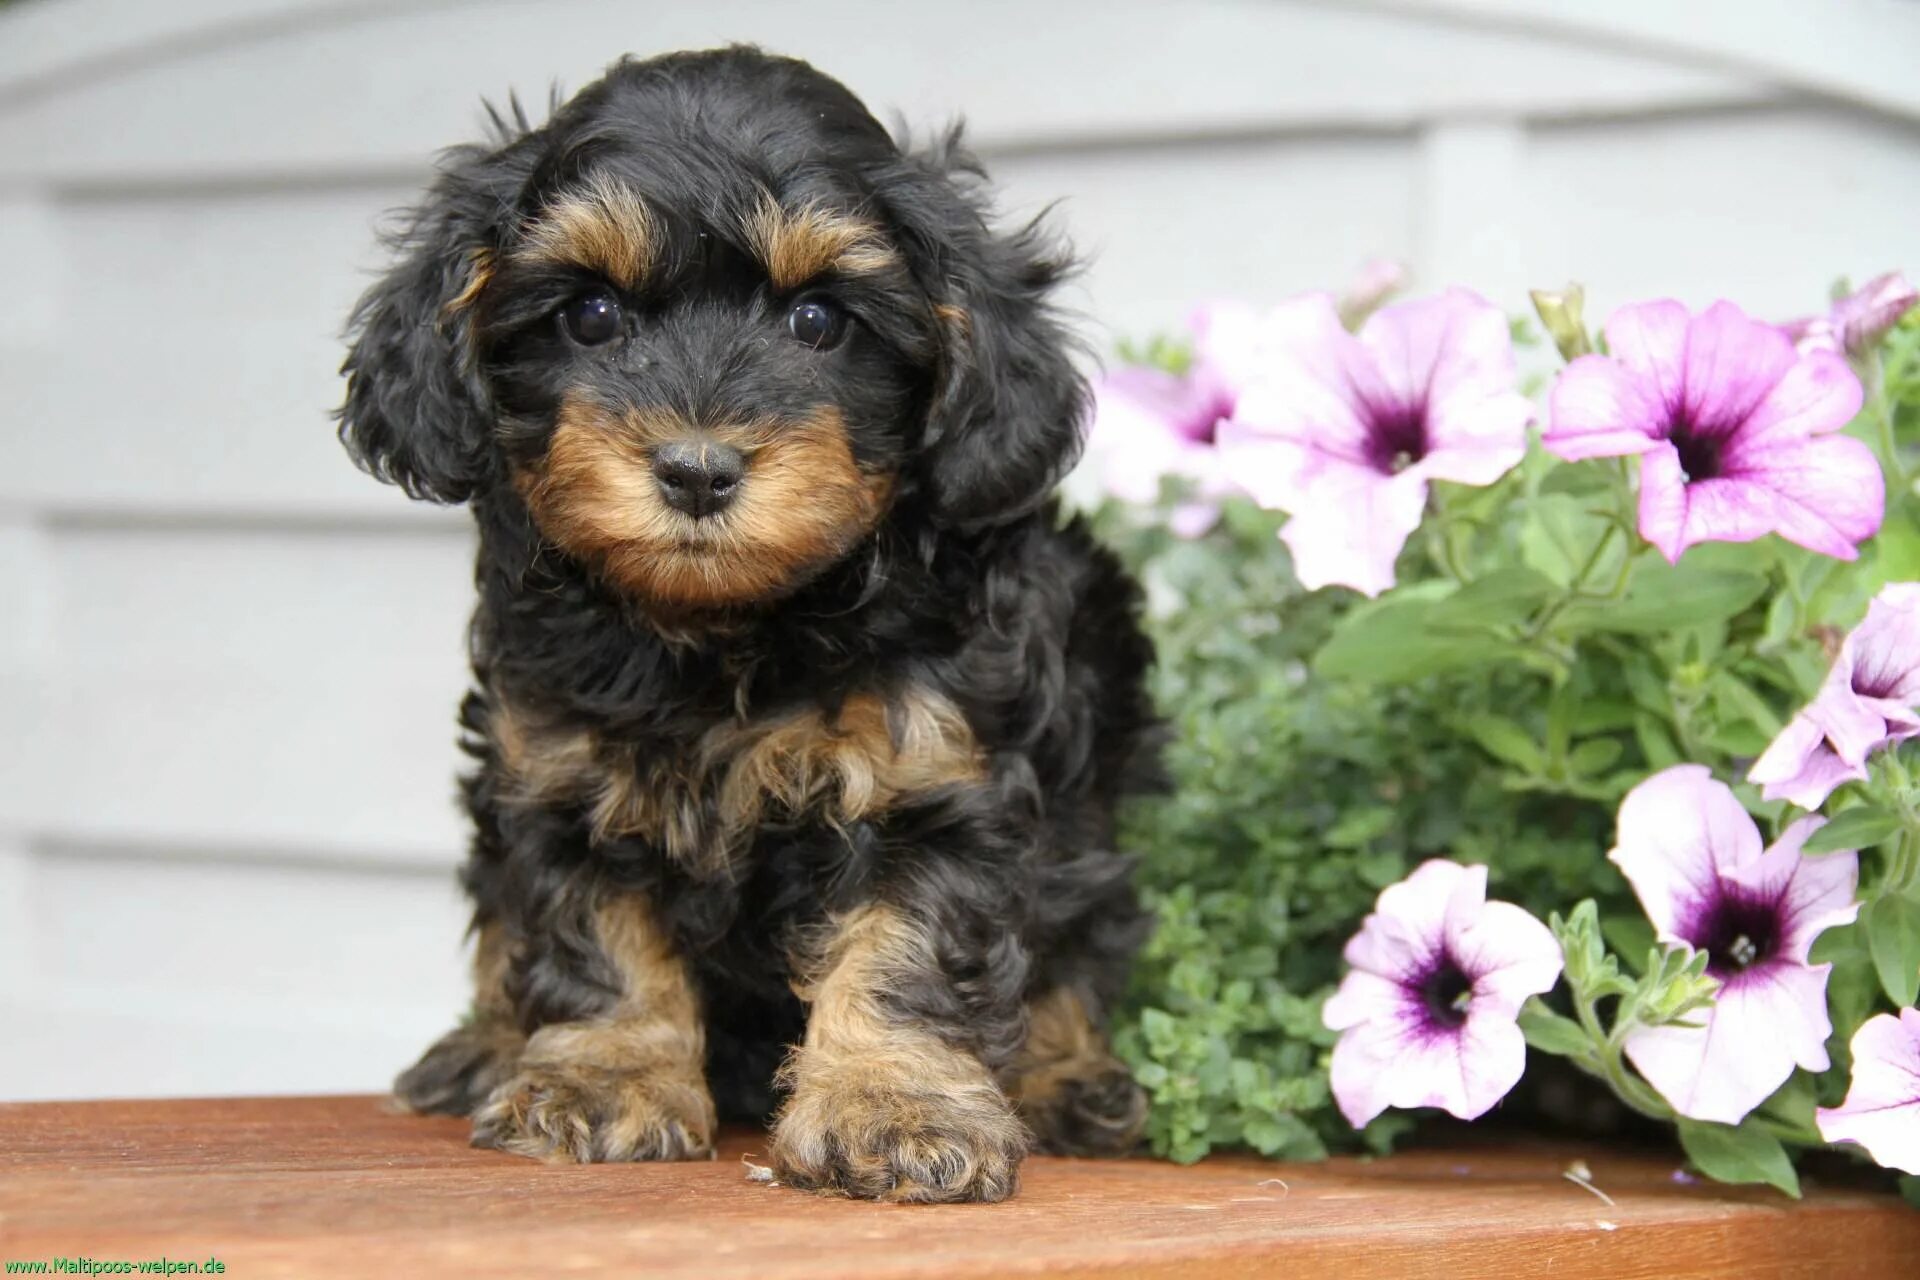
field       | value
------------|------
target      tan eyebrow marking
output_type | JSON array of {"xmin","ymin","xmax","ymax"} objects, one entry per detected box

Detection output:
[
  {"xmin": 516, "ymin": 179, "xmax": 657, "ymax": 288},
  {"xmin": 743, "ymin": 195, "xmax": 900, "ymax": 291}
]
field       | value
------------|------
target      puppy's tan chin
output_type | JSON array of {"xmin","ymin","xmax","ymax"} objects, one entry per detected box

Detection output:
[{"xmin": 604, "ymin": 536, "xmax": 846, "ymax": 613}]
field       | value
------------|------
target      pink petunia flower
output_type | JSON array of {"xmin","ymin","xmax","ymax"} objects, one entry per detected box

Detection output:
[
  {"xmin": 1749, "ymin": 582, "xmax": 1920, "ymax": 810},
  {"xmin": 1217, "ymin": 289, "xmax": 1532, "ymax": 596},
  {"xmin": 1783, "ymin": 272, "xmax": 1918, "ymax": 360},
  {"xmin": 1609, "ymin": 766, "xmax": 1860, "ymax": 1125},
  {"xmin": 1085, "ymin": 300, "xmax": 1264, "ymax": 536},
  {"xmin": 1545, "ymin": 299, "xmax": 1880, "ymax": 564},
  {"xmin": 1323, "ymin": 859, "xmax": 1563, "ymax": 1128},
  {"xmin": 1816, "ymin": 1008, "xmax": 1920, "ymax": 1175}
]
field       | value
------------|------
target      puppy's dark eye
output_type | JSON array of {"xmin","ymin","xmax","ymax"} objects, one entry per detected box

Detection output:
[
  {"xmin": 560, "ymin": 290, "xmax": 623, "ymax": 345},
  {"xmin": 787, "ymin": 295, "xmax": 849, "ymax": 351}
]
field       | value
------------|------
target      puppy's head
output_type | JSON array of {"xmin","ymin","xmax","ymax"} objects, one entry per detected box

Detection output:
[{"xmin": 339, "ymin": 46, "xmax": 1084, "ymax": 611}]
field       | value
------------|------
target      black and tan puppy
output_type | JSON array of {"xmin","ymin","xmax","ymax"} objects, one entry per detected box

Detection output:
[{"xmin": 338, "ymin": 45, "xmax": 1159, "ymax": 1202}]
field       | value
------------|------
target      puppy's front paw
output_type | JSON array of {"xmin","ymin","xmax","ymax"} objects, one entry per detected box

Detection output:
[
  {"xmin": 393, "ymin": 1018, "xmax": 525, "ymax": 1117},
  {"xmin": 1021, "ymin": 1058, "xmax": 1148, "ymax": 1156},
  {"xmin": 472, "ymin": 1061, "xmax": 715, "ymax": 1163},
  {"xmin": 770, "ymin": 1063, "xmax": 1026, "ymax": 1203}
]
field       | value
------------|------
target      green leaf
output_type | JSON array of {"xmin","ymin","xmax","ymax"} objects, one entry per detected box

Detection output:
[
  {"xmin": 1538, "ymin": 461, "xmax": 1613, "ymax": 499},
  {"xmin": 1455, "ymin": 714, "xmax": 1545, "ymax": 773},
  {"xmin": 1324, "ymin": 805, "xmax": 1395, "ymax": 849},
  {"xmin": 1866, "ymin": 891, "xmax": 1920, "ymax": 1007},
  {"xmin": 1569, "ymin": 697, "xmax": 1637, "ymax": 734},
  {"xmin": 1803, "ymin": 806, "xmax": 1903, "ymax": 854},
  {"xmin": 1521, "ymin": 494, "xmax": 1623, "ymax": 588},
  {"xmin": 1550, "ymin": 900, "xmax": 1633, "ymax": 1000},
  {"xmin": 1517, "ymin": 1001, "xmax": 1590, "ymax": 1057},
  {"xmin": 1633, "ymin": 712, "xmax": 1683, "ymax": 770},
  {"xmin": 1428, "ymin": 567, "xmax": 1558, "ymax": 629},
  {"xmin": 1874, "ymin": 509, "xmax": 1920, "ymax": 584},
  {"xmin": 1700, "ymin": 720, "xmax": 1771, "ymax": 757},
  {"xmin": 1708, "ymin": 672, "xmax": 1783, "ymax": 737},
  {"xmin": 1566, "ymin": 556, "xmax": 1769, "ymax": 634},
  {"xmin": 1638, "ymin": 945, "xmax": 1719, "ymax": 1026},
  {"xmin": 1601, "ymin": 915, "xmax": 1656, "ymax": 971},
  {"xmin": 1566, "ymin": 737, "xmax": 1623, "ymax": 778},
  {"xmin": 1677, "ymin": 1119, "xmax": 1802, "ymax": 1198},
  {"xmin": 1622, "ymin": 658, "xmax": 1670, "ymax": 715},
  {"xmin": 1315, "ymin": 589, "xmax": 1513, "ymax": 684}
]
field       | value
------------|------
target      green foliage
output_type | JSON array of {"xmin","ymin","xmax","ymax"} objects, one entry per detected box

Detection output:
[
  {"xmin": 1103, "ymin": 304, "xmax": 1920, "ymax": 1187},
  {"xmin": 1865, "ymin": 891, "xmax": 1920, "ymax": 1006},
  {"xmin": 1677, "ymin": 1119, "xmax": 1802, "ymax": 1199}
]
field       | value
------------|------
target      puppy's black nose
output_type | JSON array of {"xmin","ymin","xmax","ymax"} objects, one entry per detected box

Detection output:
[{"xmin": 651, "ymin": 441, "xmax": 744, "ymax": 518}]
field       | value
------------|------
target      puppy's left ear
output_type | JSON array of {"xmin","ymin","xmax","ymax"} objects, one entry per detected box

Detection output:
[
  {"xmin": 898, "ymin": 140, "xmax": 1088, "ymax": 528},
  {"xmin": 337, "ymin": 126, "xmax": 534, "ymax": 505}
]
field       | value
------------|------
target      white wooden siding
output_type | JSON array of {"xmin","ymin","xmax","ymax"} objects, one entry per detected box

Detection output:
[{"xmin": 1, "ymin": 0, "xmax": 1915, "ymax": 1100}]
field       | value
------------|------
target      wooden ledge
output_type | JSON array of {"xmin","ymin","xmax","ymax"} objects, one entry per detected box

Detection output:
[{"xmin": 2, "ymin": 1095, "xmax": 1915, "ymax": 1278}]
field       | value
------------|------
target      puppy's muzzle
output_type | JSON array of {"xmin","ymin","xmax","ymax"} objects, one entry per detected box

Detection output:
[{"xmin": 652, "ymin": 440, "xmax": 744, "ymax": 519}]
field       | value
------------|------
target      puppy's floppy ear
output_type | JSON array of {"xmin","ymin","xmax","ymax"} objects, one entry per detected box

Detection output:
[
  {"xmin": 894, "ymin": 131, "xmax": 1088, "ymax": 528},
  {"xmin": 338, "ymin": 123, "xmax": 534, "ymax": 504}
]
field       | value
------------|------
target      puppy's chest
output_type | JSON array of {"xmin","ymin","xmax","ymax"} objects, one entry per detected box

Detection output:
[{"xmin": 487, "ymin": 685, "xmax": 983, "ymax": 875}]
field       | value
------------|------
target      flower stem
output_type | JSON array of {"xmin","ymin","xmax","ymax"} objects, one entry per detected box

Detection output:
[
  {"xmin": 1567, "ymin": 983, "xmax": 1674, "ymax": 1123},
  {"xmin": 1424, "ymin": 486, "xmax": 1471, "ymax": 582},
  {"xmin": 1524, "ymin": 523, "xmax": 1622, "ymax": 642}
]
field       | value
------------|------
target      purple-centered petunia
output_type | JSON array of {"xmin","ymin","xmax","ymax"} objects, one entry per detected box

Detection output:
[
  {"xmin": 1784, "ymin": 272, "xmax": 1918, "ymax": 360},
  {"xmin": 1323, "ymin": 859, "xmax": 1563, "ymax": 1128},
  {"xmin": 1749, "ymin": 582, "xmax": 1920, "ymax": 810},
  {"xmin": 1816, "ymin": 1008, "xmax": 1920, "ymax": 1175},
  {"xmin": 1217, "ymin": 289, "xmax": 1532, "ymax": 596},
  {"xmin": 1609, "ymin": 766, "xmax": 1861, "ymax": 1125},
  {"xmin": 1085, "ymin": 300, "xmax": 1264, "ymax": 536},
  {"xmin": 1544, "ymin": 299, "xmax": 1880, "ymax": 564}
]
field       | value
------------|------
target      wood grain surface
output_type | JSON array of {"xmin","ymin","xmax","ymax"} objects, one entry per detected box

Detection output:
[{"xmin": 1, "ymin": 1095, "xmax": 1915, "ymax": 1278}]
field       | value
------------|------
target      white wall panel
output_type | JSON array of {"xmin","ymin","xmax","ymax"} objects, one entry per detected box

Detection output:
[
  {"xmin": 995, "ymin": 135, "xmax": 1420, "ymax": 341},
  {"xmin": 0, "ymin": 0, "xmax": 1771, "ymax": 183},
  {"xmin": 0, "ymin": 843, "xmax": 469, "ymax": 1100},
  {"xmin": 0, "ymin": 521, "xmax": 475, "ymax": 860},
  {"xmin": 25, "ymin": 848, "xmax": 468, "ymax": 1016},
  {"xmin": 1523, "ymin": 106, "xmax": 1920, "ymax": 321},
  {"xmin": 2, "ymin": 183, "xmax": 431, "ymax": 516}
]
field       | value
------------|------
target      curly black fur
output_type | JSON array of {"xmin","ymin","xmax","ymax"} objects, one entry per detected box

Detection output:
[{"xmin": 339, "ymin": 46, "xmax": 1161, "ymax": 1199}]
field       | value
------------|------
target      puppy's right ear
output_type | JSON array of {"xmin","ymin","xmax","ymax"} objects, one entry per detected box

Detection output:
[{"xmin": 338, "ymin": 134, "xmax": 532, "ymax": 504}]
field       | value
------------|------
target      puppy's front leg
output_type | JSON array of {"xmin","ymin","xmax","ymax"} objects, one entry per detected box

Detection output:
[
  {"xmin": 472, "ymin": 893, "xmax": 716, "ymax": 1163},
  {"xmin": 772, "ymin": 899, "xmax": 1027, "ymax": 1203}
]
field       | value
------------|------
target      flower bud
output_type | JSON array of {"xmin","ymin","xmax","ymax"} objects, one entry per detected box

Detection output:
[
  {"xmin": 1835, "ymin": 272, "xmax": 1917, "ymax": 358},
  {"xmin": 1530, "ymin": 284, "xmax": 1592, "ymax": 362},
  {"xmin": 1337, "ymin": 258, "xmax": 1407, "ymax": 330}
]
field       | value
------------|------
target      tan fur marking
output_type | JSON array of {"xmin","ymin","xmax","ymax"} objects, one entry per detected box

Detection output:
[
  {"xmin": 488, "ymin": 686, "xmax": 981, "ymax": 878},
  {"xmin": 470, "ymin": 919, "xmax": 517, "ymax": 1021},
  {"xmin": 743, "ymin": 194, "xmax": 899, "ymax": 290},
  {"xmin": 442, "ymin": 247, "xmax": 495, "ymax": 319},
  {"xmin": 1006, "ymin": 988, "xmax": 1146, "ymax": 1154},
  {"xmin": 517, "ymin": 398, "xmax": 891, "ymax": 610},
  {"xmin": 771, "ymin": 903, "xmax": 1025, "ymax": 1202},
  {"xmin": 706, "ymin": 689, "xmax": 983, "ymax": 840},
  {"xmin": 471, "ymin": 894, "xmax": 714, "ymax": 1163},
  {"xmin": 391, "ymin": 919, "xmax": 526, "ymax": 1116},
  {"xmin": 516, "ymin": 179, "xmax": 657, "ymax": 288}
]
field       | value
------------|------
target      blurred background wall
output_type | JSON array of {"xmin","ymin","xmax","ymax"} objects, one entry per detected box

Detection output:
[{"xmin": 1, "ymin": 0, "xmax": 1916, "ymax": 1099}]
